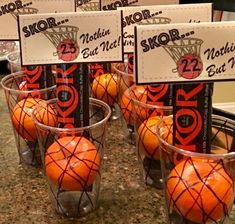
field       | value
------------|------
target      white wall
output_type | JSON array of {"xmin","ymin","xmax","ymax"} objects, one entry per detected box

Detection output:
[
  {"xmin": 213, "ymin": 82, "xmax": 235, "ymax": 103},
  {"xmin": 213, "ymin": 11, "xmax": 235, "ymax": 104}
]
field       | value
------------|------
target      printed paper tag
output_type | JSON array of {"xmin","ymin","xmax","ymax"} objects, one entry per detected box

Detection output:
[
  {"xmin": 0, "ymin": 0, "xmax": 75, "ymax": 40},
  {"xmin": 119, "ymin": 3, "xmax": 212, "ymax": 53},
  {"xmin": 18, "ymin": 10, "xmax": 123, "ymax": 65},
  {"xmin": 135, "ymin": 21, "xmax": 235, "ymax": 84},
  {"xmin": 76, "ymin": 0, "xmax": 100, "ymax": 12},
  {"xmin": 100, "ymin": 0, "xmax": 179, "ymax": 11}
]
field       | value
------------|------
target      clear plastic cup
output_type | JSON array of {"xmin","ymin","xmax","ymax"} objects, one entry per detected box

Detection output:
[
  {"xmin": 157, "ymin": 115, "xmax": 235, "ymax": 224},
  {"xmin": 32, "ymin": 98, "xmax": 111, "ymax": 217},
  {"xmin": 1, "ymin": 71, "xmax": 56, "ymax": 166},
  {"xmin": 130, "ymin": 84, "xmax": 172, "ymax": 188},
  {"xmin": 6, "ymin": 50, "xmax": 21, "ymax": 73},
  {"xmin": 90, "ymin": 64, "xmax": 121, "ymax": 121},
  {"xmin": 112, "ymin": 55, "xmax": 135, "ymax": 144},
  {"xmin": 0, "ymin": 41, "xmax": 18, "ymax": 60}
]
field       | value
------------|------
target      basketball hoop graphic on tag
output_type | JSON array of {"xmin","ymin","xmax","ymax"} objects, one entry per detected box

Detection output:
[
  {"xmin": 10, "ymin": 7, "xmax": 38, "ymax": 20},
  {"xmin": 43, "ymin": 25, "xmax": 80, "ymax": 62},
  {"xmin": 79, "ymin": 2, "xmax": 99, "ymax": 11},
  {"xmin": 137, "ymin": 17, "xmax": 171, "ymax": 25},
  {"xmin": 162, "ymin": 38, "xmax": 204, "ymax": 79}
]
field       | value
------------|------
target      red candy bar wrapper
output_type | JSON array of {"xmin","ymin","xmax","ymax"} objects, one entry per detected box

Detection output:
[
  {"xmin": 42, "ymin": 65, "xmax": 56, "ymax": 88},
  {"xmin": 173, "ymin": 83, "xmax": 213, "ymax": 154},
  {"xmin": 89, "ymin": 63, "xmax": 111, "ymax": 82},
  {"xmin": 127, "ymin": 53, "xmax": 134, "ymax": 75},
  {"xmin": 23, "ymin": 65, "xmax": 55, "ymax": 90},
  {"xmin": 146, "ymin": 84, "xmax": 173, "ymax": 116},
  {"xmin": 56, "ymin": 63, "xmax": 89, "ymax": 128}
]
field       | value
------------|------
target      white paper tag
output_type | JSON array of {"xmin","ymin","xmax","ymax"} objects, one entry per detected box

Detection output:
[
  {"xmin": 135, "ymin": 21, "xmax": 235, "ymax": 84},
  {"xmin": 118, "ymin": 3, "xmax": 212, "ymax": 53},
  {"xmin": 19, "ymin": 10, "xmax": 123, "ymax": 65},
  {"xmin": 0, "ymin": 0, "xmax": 75, "ymax": 40},
  {"xmin": 100, "ymin": 0, "xmax": 179, "ymax": 11}
]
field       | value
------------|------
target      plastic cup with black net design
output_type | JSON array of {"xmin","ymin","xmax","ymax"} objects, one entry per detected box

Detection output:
[
  {"xmin": 156, "ymin": 114, "xmax": 235, "ymax": 224},
  {"xmin": 32, "ymin": 97, "xmax": 111, "ymax": 217}
]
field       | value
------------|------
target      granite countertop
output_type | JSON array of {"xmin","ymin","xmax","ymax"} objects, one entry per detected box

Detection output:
[{"xmin": 0, "ymin": 84, "xmax": 166, "ymax": 224}]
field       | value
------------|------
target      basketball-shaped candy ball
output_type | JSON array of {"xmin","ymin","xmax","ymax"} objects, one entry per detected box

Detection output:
[
  {"xmin": 45, "ymin": 136, "xmax": 101, "ymax": 191},
  {"xmin": 167, "ymin": 158, "xmax": 234, "ymax": 223},
  {"xmin": 121, "ymin": 86, "xmax": 147, "ymax": 125},
  {"xmin": 120, "ymin": 88, "xmax": 134, "ymax": 126},
  {"xmin": 137, "ymin": 116, "xmax": 172, "ymax": 160},
  {"xmin": 119, "ymin": 74, "xmax": 134, "ymax": 94},
  {"xmin": 33, "ymin": 101, "xmax": 57, "ymax": 127},
  {"xmin": 91, "ymin": 73, "xmax": 119, "ymax": 106},
  {"xmin": 111, "ymin": 62, "xmax": 134, "ymax": 94},
  {"xmin": 11, "ymin": 98, "xmax": 57, "ymax": 141}
]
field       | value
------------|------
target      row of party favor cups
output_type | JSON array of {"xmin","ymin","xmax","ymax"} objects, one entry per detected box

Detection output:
[
  {"xmin": 112, "ymin": 59, "xmax": 235, "ymax": 223},
  {"xmin": 112, "ymin": 58, "xmax": 172, "ymax": 188},
  {"xmin": 157, "ymin": 115, "xmax": 235, "ymax": 224},
  {"xmin": 1, "ymin": 72, "xmax": 56, "ymax": 165},
  {"xmin": 1, "ymin": 70, "xmax": 111, "ymax": 217},
  {"xmin": 2, "ymin": 64, "xmax": 235, "ymax": 223},
  {"xmin": 127, "ymin": 90, "xmax": 235, "ymax": 223}
]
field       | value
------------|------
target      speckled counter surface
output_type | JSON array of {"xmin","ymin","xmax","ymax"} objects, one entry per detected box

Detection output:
[{"xmin": 0, "ymin": 84, "xmax": 166, "ymax": 224}]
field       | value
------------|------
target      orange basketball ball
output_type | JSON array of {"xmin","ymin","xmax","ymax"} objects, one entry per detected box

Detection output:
[
  {"xmin": 111, "ymin": 62, "xmax": 134, "ymax": 95},
  {"xmin": 167, "ymin": 158, "xmax": 234, "ymax": 223},
  {"xmin": 33, "ymin": 101, "xmax": 57, "ymax": 127},
  {"xmin": 120, "ymin": 88, "xmax": 135, "ymax": 126},
  {"xmin": 120, "ymin": 86, "xmax": 147, "ymax": 125},
  {"xmin": 45, "ymin": 136, "xmax": 101, "ymax": 191},
  {"xmin": 138, "ymin": 116, "xmax": 172, "ymax": 160},
  {"xmin": 91, "ymin": 73, "xmax": 119, "ymax": 106},
  {"xmin": 11, "ymin": 98, "xmax": 57, "ymax": 141},
  {"xmin": 131, "ymin": 86, "xmax": 149, "ymax": 122},
  {"xmin": 118, "ymin": 75, "xmax": 134, "ymax": 95}
]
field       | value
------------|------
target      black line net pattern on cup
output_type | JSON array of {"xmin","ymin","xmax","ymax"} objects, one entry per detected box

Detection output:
[
  {"xmin": 138, "ymin": 119, "xmax": 161, "ymax": 184},
  {"xmin": 113, "ymin": 62, "xmax": 134, "ymax": 91},
  {"xmin": 120, "ymin": 88, "xmax": 134, "ymax": 126},
  {"xmin": 133, "ymin": 86, "xmax": 170, "ymax": 126},
  {"xmin": 112, "ymin": 61, "xmax": 135, "ymax": 143},
  {"xmin": 91, "ymin": 74, "xmax": 118, "ymax": 106},
  {"xmin": 211, "ymin": 117, "xmax": 235, "ymax": 153},
  {"xmin": 138, "ymin": 117, "xmax": 173, "ymax": 187},
  {"xmin": 132, "ymin": 86, "xmax": 171, "ymax": 187},
  {"xmin": 158, "ymin": 116, "xmax": 235, "ymax": 223},
  {"xmin": 166, "ymin": 157, "xmax": 233, "ymax": 223},
  {"xmin": 13, "ymin": 97, "xmax": 42, "ymax": 165},
  {"xmin": 162, "ymin": 115, "xmax": 235, "ymax": 169},
  {"xmin": 114, "ymin": 62, "xmax": 134, "ymax": 123},
  {"xmin": 2, "ymin": 75, "xmax": 55, "ymax": 166},
  {"xmin": 34, "ymin": 102, "xmax": 106, "ymax": 217},
  {"xmin": 45, "ymin": 135, "xmax": 101, "ymax": 217}
]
